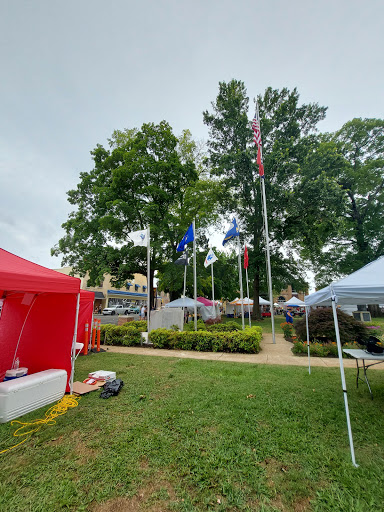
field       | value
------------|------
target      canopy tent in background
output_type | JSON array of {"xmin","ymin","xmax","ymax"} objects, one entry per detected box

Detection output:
[
  {"xmin": 226, "ymin": 297, "xmax": 270, "ymax": 316},
  {"xmin": 164, "ymin": 297, "xmax": 203, "ymax": 308},
  {"xmin": 0, "ymin": 248, "xmax": 81, "ymax": 392},
  {"xmin": 304, "ymin": 255, "xmax": 384, "ymax": 467},
  {"xmin": 197, "ymin": 297, "xmax": 221, "ymax": 321},
  {"xmin": 197, "ymin": 297, "xmax": 215, "ymax": 306},
  {"xmin": 284, "ymin": 297, "xmax": 306, "ymax": 307}
]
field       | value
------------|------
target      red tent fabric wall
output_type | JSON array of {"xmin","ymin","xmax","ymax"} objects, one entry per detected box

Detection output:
[
  {"xmin": 77, "ymin": 290, "xmax": 94, "ymax": 347},
  {"xmin": 0, "ymin": 249, "xmax": 81, "ymax": 389}
]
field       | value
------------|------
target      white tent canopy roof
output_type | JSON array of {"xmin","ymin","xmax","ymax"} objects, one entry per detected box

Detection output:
[
  {"xmin": 305, "ymin": 256, "xmax": 384, "ymax": 306},
  {"xmin": 164, "ymin": 297, "xmax": 203, "ymax": 308},
  {"xmin": 285, "ymin": 297, "xmax": 306, "ymax": 307}
]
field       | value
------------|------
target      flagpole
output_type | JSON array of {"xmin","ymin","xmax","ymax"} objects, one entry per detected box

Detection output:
[
  {"xmin": 210, "ymin": 251, "xmax": 215, "ymax": 306},
  {"xmin": 236, "ymin": 237, "xmax": 245, "ymax": 330},
  {"xmin": 245, "ymin": 265, "xmax": 251, "ymax": 328},
  {"xmin": 183, "ymin": 248, "xmax": 188, "ymax": 331},
  {"xmin": 256, "ymin": 102, "xmax": 275, "ymax": 344},
  {"xmin": 193, "ymin": 219, "xmax": 197, "ymax": 331},
  {"xmin": 147, "ymin": 225, "xmax": 150, "ymax": 334}
]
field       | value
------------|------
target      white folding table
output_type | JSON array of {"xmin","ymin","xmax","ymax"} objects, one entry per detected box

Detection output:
[{"xmin": 343, "ymin": 348, "xmax": 384, "ymax": 399}]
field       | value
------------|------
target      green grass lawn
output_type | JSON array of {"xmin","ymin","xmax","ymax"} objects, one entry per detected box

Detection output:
[
  {"xmin": 222, "ymin": 315, "xmax": 286, "ymax": 334},
  {"xmin": 1, "ymin": 352, "xmax": 384, "ymax": 511}
]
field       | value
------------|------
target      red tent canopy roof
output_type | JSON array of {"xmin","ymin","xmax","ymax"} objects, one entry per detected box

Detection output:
[
  {"xmin": 197, "ymin": 296, "xmax": 215, "ymax": 306},
  {"xmin": 0, "ymin": 248, "xmax": 81, "ymax": 294}
]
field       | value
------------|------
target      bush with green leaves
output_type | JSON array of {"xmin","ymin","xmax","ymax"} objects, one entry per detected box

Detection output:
[
  {"xmin": 206, "ymin": 321, "xmax": 241, "ymax": 332},
  {"xmin": 100, "ymin": 321, "xmax": 145, "ymax": 346},
  {"xmin": 292, "ymin": 340, "xmax": 363, "ymax": 357},
  {"xmin": 294, "ymin": 307, "xmax": 369, "ymax": 345},
  {"xmin": 149, "ymin": 326, "xmax": 262, "ymax": 353}
]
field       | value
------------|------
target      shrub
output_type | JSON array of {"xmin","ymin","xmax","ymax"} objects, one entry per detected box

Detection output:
[
  {"xmin": 207, "ymin": 321, "xmax": 241, "ymax": 332},
  {"xmin": 280, "ymin": 322, "xmax": 294, "ymax": 339},
  {"xmin": 184, "ymin": 319, "xmax": 206, "ymax": 331},
  {"xmin": 100, "ymin": 321, "xmax": 145, "ymax": 346},
  {"xmin": 149, "ymin": 326, "xmax": 262, "ymax": 353},
  {"xmin": 292, "ymin": 340, "xmax": 363, "ymax": 357},
  {"xmin": 294, "ymin": 308, "xmax": 369, "ymax": 345}
]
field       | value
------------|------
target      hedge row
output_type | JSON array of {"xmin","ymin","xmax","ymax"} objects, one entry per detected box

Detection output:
[
  {"xmin": 149, "ymin": 326, "xmax": 262, "ymax": 353},
  {"xmin": 292, "ymin": 340, "xmax": 363, "ymax": 357},
  {"xmin": 100, "ymin": 321, "xmax": 147, "ymax": 347}
]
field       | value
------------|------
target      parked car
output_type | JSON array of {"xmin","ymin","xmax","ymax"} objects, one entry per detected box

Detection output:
[
  {"xmin": 127, "ymin": 306, "xmax": 140, "ymax": 314},
  {"xmin": 102, "ymin": 305, "xmax": 129, "ymax": 315}
]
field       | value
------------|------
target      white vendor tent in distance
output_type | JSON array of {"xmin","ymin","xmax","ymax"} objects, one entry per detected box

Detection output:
[
  {"xmin": 304, "ymin": 255, "xmax": 384, "ymax": 467},
  {"xmin": 164, "ymin": 297, "xmax": 202, "ymax": 308},
  {"xmin": 284, "ymin": 297, "xmax": 305, "ymax": 307}
]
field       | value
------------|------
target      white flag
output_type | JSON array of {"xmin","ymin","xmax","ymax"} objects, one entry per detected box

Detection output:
[
  {"xmin": 204, "ymin": 248, "xmax": 218, "ymax": 268},
  {"xmin": 128, "ymin": 229, "xmax": 148, "ymax": 247}
]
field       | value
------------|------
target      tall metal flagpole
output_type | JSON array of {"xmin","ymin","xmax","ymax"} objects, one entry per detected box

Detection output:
[
  {"xmin": 256, "ymin": 102, "xmax": 275, "ymax": 344},
  {"xmin": 211, "ymin": 249, "xmax": 215, "ymax": 306},
  {"xmin": 245, "ymin": 261, "xmax": 251, "ymax": 327},
  {"xmin": 183, "ymin": 248, "xmax": 188, "ymax": 331},
  {"xmin": 193, "ymin": 219, "xmax": 197, "ymax": 331},
  {"xmin": 147, "ymin": 225, "xmax": 150, "ymax": 333},
  {"xmin": 236, "ymin": 237, "xmax": 245, "ymax": 330}
]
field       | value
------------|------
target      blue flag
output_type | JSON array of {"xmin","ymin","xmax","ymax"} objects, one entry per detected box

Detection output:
[
  {"xmin": 177, "ymin": 223, "xmax": 194, "ymax": 252},
  {"xmin": 222, "ymin": 218, "xmax": 240, "ymax": 246}
]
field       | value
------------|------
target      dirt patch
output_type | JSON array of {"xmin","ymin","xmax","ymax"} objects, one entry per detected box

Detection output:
[{"xmin": 91, "ymin": 478, "xmax": 176, "ymax": 512}]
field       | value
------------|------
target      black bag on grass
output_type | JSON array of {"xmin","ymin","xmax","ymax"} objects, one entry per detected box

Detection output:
[
  {"xmin": 366, "ymin": 336, "xmax": 384, "ymax": 354},
  {"xmin": 100, "ymin": 379, "xmax": 124, "ymax": 399}
]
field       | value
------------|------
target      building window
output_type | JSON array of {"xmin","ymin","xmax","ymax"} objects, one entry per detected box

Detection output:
[
  {"xmin": 126, "ymin": 282, "xmax": 132, "ymax": 289},
  {"xmin": 135, "ymin": 284, "xmax": 140, "ymax": 291}
]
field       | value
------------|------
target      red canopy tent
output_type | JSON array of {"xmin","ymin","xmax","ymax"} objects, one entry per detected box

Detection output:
[
  {"xmin": 0, "ymin": 249, "xmax": 82, "ymax": 392},
  {"xmin": 77, "ymin": 290, "xmax": 94, "ymax": 350}
]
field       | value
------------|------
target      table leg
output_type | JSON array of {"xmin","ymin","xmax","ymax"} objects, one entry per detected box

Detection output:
[{"xmin": 362, "ymin": 359, "xmax": 373, "ymax": 399}]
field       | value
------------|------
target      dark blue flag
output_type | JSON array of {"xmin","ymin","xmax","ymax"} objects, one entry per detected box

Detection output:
[
  {"xmin": 222, "ymin": 218, "xmax": 240, "ymax": 246},
  {"xmin": 177, "ymin": 223, "xmax": 194, "ymax": 252}
]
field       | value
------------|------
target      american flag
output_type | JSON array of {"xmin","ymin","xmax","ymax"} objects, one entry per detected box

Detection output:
[{"xmin": 252, "ymin": 110, "xmax": 264, "ymax": 177}]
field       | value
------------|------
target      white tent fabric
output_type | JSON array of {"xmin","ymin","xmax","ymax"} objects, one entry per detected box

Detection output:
[
  {"xmin": 305, "ymin": 256, "xmax": 384, "ymax": 306},
  {"xmin": 165, "ymin": 297, "xmax": 202, "ymax": 308},
  {"xmin": 304, "ymin": 256, "xmax": 384, "ymax": 467},
  {"xmin": 285, "ymin": 297, "xmax": 305, "ymax": 307}
]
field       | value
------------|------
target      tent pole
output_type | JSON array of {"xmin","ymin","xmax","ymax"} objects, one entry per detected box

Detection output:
[
  {"xmin": 193, "ymin": 219, "xmax": 197, "ymax": 331},
  {"xmin": 70, "ymin": 292, "xmax": 81, "ymax": 395},
  {"xmin": 331, "ymin": 296, "xmax": 358, "ymax": 467},
  {"xmin": 305, "ymin": 306, "xmax": 311, "ymax": 374},
  {"xmin": 147, "ymin": 225, "xmax": 151, "ymax": 334}
]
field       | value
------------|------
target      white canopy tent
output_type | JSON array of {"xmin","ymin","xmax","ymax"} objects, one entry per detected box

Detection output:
[
  {"xmin": 165, "ymin": 297, "xmax": 203, "ymax": 308},
  {"xmin": 304, "ymin": 256, "xmax": 384, "ymax": 466},
  {"xmin": 284, "ymin": 297, "xmax": 306, "ymax": 307}
]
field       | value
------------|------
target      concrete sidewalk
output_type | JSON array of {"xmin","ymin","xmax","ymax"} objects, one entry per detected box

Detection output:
[{"xmin": 103, "ymin": 332, "xmax": 384, "ymax": 370}]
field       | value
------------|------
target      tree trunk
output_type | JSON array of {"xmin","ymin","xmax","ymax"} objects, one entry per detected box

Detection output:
[{"xmin": 368, "ymin": 304, "xmax": 383, "ymax": 318}]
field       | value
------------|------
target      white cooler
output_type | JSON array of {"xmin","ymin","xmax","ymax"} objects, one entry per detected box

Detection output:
[{"xmin": 0, "ymin": 369, "xmax": 67, "ymax": 423}]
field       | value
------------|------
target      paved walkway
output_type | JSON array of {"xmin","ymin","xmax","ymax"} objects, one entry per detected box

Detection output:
[{"xmin": 103, "ymin": 332, "xmax": 384, "ymax": 370}]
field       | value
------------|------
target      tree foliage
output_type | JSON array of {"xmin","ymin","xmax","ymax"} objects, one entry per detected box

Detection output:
[
  {"xmin": 296, "ymin": 118, "xmax": 384, "ymax": 286},
  {"xmin": 52, "ymin": 121, "xmax": 220, "ymax": 304},
  {"xmin": 203, "ymin": 81, "xmax": 326, "ymax": 316}
]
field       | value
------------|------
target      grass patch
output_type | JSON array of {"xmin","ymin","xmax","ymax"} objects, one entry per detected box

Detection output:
[{"xmin": 1, "ymin": 353, "xmax": 384, "ymax": 511}]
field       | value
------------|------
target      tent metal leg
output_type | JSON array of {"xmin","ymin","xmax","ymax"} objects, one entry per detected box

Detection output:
[{"xmin": 331, "ymin": 296, "xmax": 358, "ymax": 467}]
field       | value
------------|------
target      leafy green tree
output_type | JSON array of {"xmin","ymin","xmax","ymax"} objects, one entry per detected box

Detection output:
[
  {"xmin": 296, "ymin": 118, "xmax": 384, "ymax": 286},
  {"xmin": 157, "ymin": 248, "xmax": 239, "ymax": 301},
  {"xmin": 203, "ymin": 81, "xmax": 325, "ymax": 317},
  {"xmin": 52, "ymin": 121, "xmax": 220, "ymax": 306}
]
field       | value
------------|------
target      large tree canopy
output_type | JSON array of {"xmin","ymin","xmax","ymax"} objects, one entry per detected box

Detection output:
[
  {"xmin": 295, "ymin": 118, "xmax": 384, "ymax": 286},
  {"xmin": 52, "ymin": 121, "xmax": 220, "ymax": 304},
  {"xmin": 203, "ymin": 81, "xmax": 326, "ymax": 317}
]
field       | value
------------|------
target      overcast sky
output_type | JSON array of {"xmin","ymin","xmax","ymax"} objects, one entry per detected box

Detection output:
[{"xmin": 1, "ymin": 0, "xmax": 383, "ymax": 274}]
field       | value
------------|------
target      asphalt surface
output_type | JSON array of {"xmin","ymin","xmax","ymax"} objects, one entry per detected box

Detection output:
[{"xmin": 94, "ymin": 313, "xmax": 140, "ymax": 325}]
